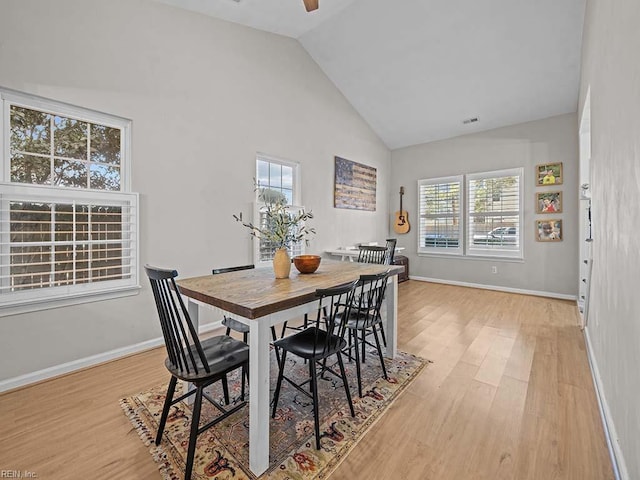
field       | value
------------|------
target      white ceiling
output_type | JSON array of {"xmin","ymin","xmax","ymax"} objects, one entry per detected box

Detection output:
[{"xmin": 153, "ymin": 0, "xmax": 586, "ymax": 150}]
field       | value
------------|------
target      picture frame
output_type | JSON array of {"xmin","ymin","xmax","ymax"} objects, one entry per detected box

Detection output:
[
  {"xmin": 334, "ymin": 156, "xmax": 377, "ymax": 211},
  {"xmin": 536, "ymin": 191, "xmax": 562, "ymax": 214},
  {"xmin": 536, "ymin": 162, "xmax": 563, "ymax": 186},
  {"xmin": 536, "ymin": 219, "xmax": 562, "ymax": 242}
]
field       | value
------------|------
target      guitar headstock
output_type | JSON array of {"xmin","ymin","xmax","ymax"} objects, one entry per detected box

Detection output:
[{"xmin": 400, "ymin": 186, "xmax": 404, "ymax": 195}]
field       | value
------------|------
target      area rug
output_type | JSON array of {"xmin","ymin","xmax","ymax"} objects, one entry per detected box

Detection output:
[{"xmin": 121, "ymin": 349, "xmax": 428, "ymax": 479}]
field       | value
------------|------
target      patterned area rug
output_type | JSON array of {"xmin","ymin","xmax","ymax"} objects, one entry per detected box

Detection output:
[{"xmin": 121, "ymin": 349, "xmax": 428, "ymax": 479}]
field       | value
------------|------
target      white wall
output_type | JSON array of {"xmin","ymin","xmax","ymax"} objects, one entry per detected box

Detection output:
[
  {"xmin": 579, "ymin": 1, "xmax": 640, "ymax": 478},
  {"xmin": 0, "ymin": 0, "xmax": 390, "ymax": 382},
  {"xmin": 390, "ymin": 114, "xmax": 578, "ymax": 297}
]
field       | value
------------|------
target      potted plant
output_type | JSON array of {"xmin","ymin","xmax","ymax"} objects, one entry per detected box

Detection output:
[{"xmin": 234, "ymin": 187, "xmax": 315, "ymax": 278}]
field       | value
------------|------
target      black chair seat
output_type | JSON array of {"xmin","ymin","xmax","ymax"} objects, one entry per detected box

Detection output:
[
  {"xmin": 221, "ymin": 316, "xmax": 251, "ymax": 334},
  {"xmin": 166, "ymin": 335, "xmax": 249, "ymax": 383},
  {"xmin": 274, "ymin": 327, "xmax": 346, "ymax": 359},
  {"xmin": 345, "ymin": 315, "xmax": 380, "ymax": 331}
]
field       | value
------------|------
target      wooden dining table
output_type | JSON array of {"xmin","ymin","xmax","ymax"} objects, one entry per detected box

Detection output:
[{"xmin": 176, "ymin": 259, "xmax": 404, "ymax": 476}]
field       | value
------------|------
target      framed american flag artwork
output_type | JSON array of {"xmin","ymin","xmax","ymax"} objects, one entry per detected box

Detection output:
[{"xmin": 334, "ymin": 156, "xmax": 377, "ymax": 211}]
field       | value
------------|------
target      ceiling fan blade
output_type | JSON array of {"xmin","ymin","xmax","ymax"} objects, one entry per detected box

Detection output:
[{"xmin": 303, "ymin": 0, "xmax": 319, "ymax": 12}]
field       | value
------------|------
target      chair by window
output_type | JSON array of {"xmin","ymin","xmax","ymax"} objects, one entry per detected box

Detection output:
[
  {"xmin": 384, "ymin": 238, "xmax": 397, "ymax": 265},
  {"xmin": 271, "ymin": 280, "xmax": 358, "ymax": 450},
  {"xmin": 344, "ymin": 271, "xmax": 390, "ymax": 397},
  {"xmin": 145, "ymin": 265, "xmax": 249, "ymax": 480},
  {"xmin": 356, "ymin": 245, "xmax": 387, "ymax": 264}
]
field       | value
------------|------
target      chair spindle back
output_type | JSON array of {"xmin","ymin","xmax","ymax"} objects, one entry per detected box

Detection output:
[
  {"xmin": 310, "ymin": 280, "xmax": 357, "ymax": 356},
  {"xmin": 357, "ymin": 245, "xmax": 387, "ymax": 264},
  {"xmin": 145, "ymin": 265, "xmax": 209, "ymax": 376},
  {"xmin": 384, "ymin": 238, "xmax": 397, "ymax": 265},
  {"xmin": 351, "ymin": 271, "xmax": 390, "ymax": 323}
]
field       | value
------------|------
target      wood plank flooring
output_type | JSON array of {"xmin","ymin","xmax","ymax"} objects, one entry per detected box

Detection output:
[{"xmin": 0, "ymin": 281, "xmax": 614, "ymax": 479}]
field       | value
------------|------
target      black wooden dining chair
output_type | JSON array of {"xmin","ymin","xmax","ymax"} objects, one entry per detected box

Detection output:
[
  {"xmin": 271, "ymin": 280, "xmax": 358, "ymax": 450},
  {"xmin": 355, "ymin": 245, "xmax": 390, "ymax": 346},
  {"xmin": 212, "ymin": 264, "xmax": 283, "ymax": 366},
  {"xmin": 343, "ymin": 271, "xmax": 390, "ymax": 397},
  {"xmin": 356, "ymin": 245, "xmax": 387, "ymax": 264},
  {"xmin": 145, "ymin": 265, "xmax": 249, "ymax": 480}
]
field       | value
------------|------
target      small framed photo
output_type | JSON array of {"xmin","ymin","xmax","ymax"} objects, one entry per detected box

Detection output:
[
  {"xmin": 536, "ymin": 191, "xmax": 562, "ymax": 213},
  {"xmin": 536, "ymin": 219, "xmax": 562, "ymax": 242},
  {"xmin": 536, "ymin": 162, "xmax": 563, "ymax": 186}
]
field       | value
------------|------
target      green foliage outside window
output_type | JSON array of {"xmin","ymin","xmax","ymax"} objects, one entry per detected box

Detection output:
[{"xmin": 9, "ymin": 105, "xmax": 121, "ymax": 191}]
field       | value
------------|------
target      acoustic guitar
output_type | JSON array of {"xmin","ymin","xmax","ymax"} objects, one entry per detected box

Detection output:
[{"xmin": 394, "ymin": 186, "xmax": 410, "ymax": 234}]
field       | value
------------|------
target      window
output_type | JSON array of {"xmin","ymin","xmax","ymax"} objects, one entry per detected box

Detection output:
[
  {"xmin": 254, "ymin": 155, "xmax": 304, "ymax": 265},
  {"xmin": 418, "ymin": 176, "xmax": 463, "ymax": 255},
  {"xmin": 0, "ymin": 89, "xmax": 138, "ymax": 315},
  {"xmin": 467, "ymin": 168, "xmax": 522, "ymax": 258},
  {"xmin": 418, "ymin": 168, "xmax": 523, "ymax": 259},
  {"xmin": 257, "ymin": 155, "xmax": 297, "ymax": 205}
]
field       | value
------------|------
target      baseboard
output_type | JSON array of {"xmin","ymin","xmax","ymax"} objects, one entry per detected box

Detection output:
[
  {"xmin": 409, "ymin": 275, "xmax": 577, "ymax": 301},
  {"xmin": 0, "ymin": 320, "xmax": 223, "ymax": 394},
  {"xmin": 584, "ymin": 328, "xmax": 627, "ymax": 480}
]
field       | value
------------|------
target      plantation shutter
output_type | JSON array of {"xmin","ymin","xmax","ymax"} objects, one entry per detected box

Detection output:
[
  {"xmin": 467, "ymin": 168, "xmax": 522, "ymax": 258},
  {"xmin": 418, "ymin": 176, "xmax": 463, "ymax": 255}
]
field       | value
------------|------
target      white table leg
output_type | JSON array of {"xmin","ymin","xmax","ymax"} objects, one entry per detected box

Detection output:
[
  {"xmin": 187, "ymin": 299, "xmax": 199, "ymax": 338},
  {"xmin": 249, "ymin": 317, "xmax": 271, "ymax": 475},
  {"xmin": 383, "ymin": 275, "xmax": 398, "ymax": 358}
]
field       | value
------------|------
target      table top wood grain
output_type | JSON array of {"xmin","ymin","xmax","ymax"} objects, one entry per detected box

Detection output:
[{"xmin": 176, "ymin": 259, "xmax": 403, "ymax": 320}]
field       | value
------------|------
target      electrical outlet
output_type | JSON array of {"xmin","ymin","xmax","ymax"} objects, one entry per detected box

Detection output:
[{"xmin": 491, "ymin": 266, "xmax": 498, "ymax": 274}]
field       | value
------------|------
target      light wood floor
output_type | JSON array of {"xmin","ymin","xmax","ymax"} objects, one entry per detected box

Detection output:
[{"xmin": 0, "ymin": 281, "xmax": 614, "ymax": 479}]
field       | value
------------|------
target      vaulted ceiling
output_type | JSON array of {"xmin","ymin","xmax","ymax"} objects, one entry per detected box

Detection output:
[{"xmin": 153, "ymin": 0, "xmax": 586, "ymax": 149}]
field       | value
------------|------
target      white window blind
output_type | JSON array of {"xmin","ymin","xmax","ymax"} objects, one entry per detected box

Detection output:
[
  {"xmin": 0, "ymin": 184, "xmax": 138, "ymax": 307},
  {"xmin": 467, "ymin": 168, "xmax": 522, "ymax": 258},
  {"xmin": 418, "ymin": 176, "xmax": 463, "ymax": 255}
]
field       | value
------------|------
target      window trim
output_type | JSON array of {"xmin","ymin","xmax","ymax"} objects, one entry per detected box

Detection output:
[
  {"xmin": 253, "ymin": 154, "xmax": 302, "ymax": 266},
  {"xmin": 0, "ymin": 88, "xmax": 138, "ymax": 316},
  {"xmin": 1, "ymin": 88, "xmax": 132, "ymax": 192},
  {"xmin": 256, "ymin": 153, "xmax": 300, "ymax": 206},
  {"xmin": 417, "ymin": 175, "xmax": 464, "ymax": 256}
]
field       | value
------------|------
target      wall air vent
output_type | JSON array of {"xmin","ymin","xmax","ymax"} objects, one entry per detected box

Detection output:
[{"xmin": 462, "ymin": 117, "xmax": 479, "ymax": 125}]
